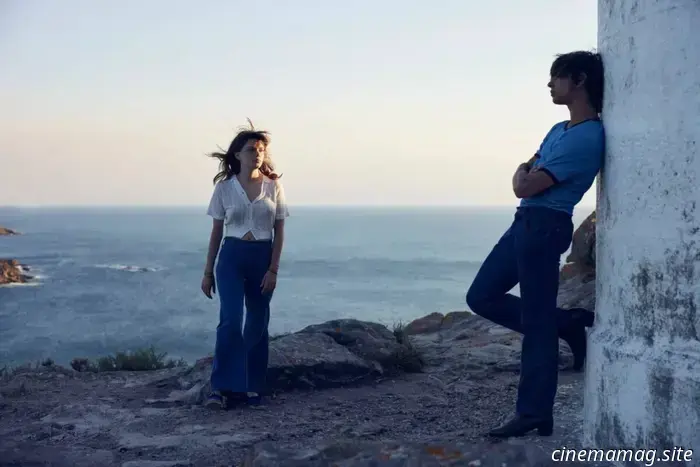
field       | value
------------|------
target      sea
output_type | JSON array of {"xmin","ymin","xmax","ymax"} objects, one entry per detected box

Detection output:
[{"xmin": 0, "ymin": 206, "xmax": 592, "ymax": 366}]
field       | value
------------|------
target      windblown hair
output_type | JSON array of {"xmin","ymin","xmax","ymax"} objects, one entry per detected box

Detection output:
[
  {"xmin": 207, "ymin": 119, "xmax": 281, "ymax": 185},
  {"xmin": 550, "ymin": 50, "xmax": 604, "ymax": 114}
]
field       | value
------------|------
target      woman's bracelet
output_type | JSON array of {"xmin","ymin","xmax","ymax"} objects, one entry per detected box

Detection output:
[
  {"xmin": 204, "ymin": 271, "xmax": 214, "ymax": 278},
  {"xmin": 268, "ymin": 269, "xmax": 278, "ymax": 275}
]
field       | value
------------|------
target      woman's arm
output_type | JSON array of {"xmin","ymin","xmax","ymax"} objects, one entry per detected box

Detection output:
[
  {"xmin": 269, "ymin": 220, "xmax": 284, "ymax": 273},
  {"xmin": 269, "ymin": 179, "xmax": 289, "ymax": 274},
  {"xmin": 204, "ymin": 219, "xmax": 224, "ymax": 276}
]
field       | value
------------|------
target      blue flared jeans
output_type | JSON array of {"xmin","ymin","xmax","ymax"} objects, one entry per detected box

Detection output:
[{"xmin": 211, "ymin": 236, "xmax": 273, "ymax": 393}]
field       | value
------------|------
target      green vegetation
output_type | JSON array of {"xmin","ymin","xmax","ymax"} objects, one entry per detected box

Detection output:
[
  {"xmin": 70, "ymin": 347, "xmax": 186, "ymax": 372},
  {"xmin": 1, "ymin": 357, "xmax": 54, "ymax": 377},
  {"xmin": 2, "ymin": 349, "xmax": 188, "ymax": 378},
  {"xmin": 388, "ymin": 321, "xmax": 425, "ymax": 373}
]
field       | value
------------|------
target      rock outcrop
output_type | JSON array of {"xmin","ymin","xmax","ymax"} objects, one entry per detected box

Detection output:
[
  {"xmin": 566, "ymin": 211, "xmax": 596, "ymax": 269},
  {"xmin": 0, "ymin": 226, "xmax": 19, "ymax": 236},
  {"xmin": 558, "ymin": 210, "xmax": 596, "ymax": 311},
  {"xmin": 0, "ymin": 259, "xmax": 32, "ymax": 285},
  {"xmin": 0, "ymin": 226, "xmax": 30, "ymax": 285}
]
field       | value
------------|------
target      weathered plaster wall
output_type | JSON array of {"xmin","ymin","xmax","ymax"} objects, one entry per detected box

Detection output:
[{"xmin": 584, "ymin": 0, "xmax": 700, "ymax": 457}]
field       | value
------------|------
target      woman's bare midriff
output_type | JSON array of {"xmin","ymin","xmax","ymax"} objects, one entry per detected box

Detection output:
[{"xmin": 240, "ymin": 231, "xmax": 257, "ymax": 241}]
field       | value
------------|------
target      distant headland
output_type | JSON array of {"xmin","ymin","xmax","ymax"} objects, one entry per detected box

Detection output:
[
  {"xmin": 0, "ymin": 226, "xmax": 31, "ymax": 285},
  {"xmin": 0, "ymin": 226, "xmax": 19, "ymax": 236}
]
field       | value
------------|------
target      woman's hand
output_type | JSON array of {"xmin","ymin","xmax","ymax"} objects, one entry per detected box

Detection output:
[
  {"xmin": 260, "ymin": 270, "xmax": 277, "ymax": 294},
  {"xmin": 201, "ymin": 274, "xmax": 216, "ymax": 299}
]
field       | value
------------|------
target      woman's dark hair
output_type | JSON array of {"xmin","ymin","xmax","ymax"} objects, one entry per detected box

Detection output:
[
  {"xmin": 208, "ymin": 119, "xmax": 280, "ymax": 185},
  {"xmin": 550, "ymin": 50, "xmax": 604, "ymax": 114}
]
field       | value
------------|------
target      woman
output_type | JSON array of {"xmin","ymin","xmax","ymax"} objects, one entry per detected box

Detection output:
[{"xmin": 201, "ymin": 122, "xmax": 289, "ymax": 409}]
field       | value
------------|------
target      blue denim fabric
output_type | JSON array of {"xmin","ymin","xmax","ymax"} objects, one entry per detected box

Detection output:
[
  {"xmin": 211, "ymin": 237, "xmax": 273, "ymax": 393},
  {"xmin": 466, "ymin": 206, "xmax": 574, "ymax": 418}
]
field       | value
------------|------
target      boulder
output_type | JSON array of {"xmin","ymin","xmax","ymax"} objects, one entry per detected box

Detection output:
[
  {"xmin": 439, "ymin": 311, "xmax": 473, "ymax": 328},
  {"xmin": 565, "ymin": 210, "xmax": 596, "ymax": 268},
  {"xmin": 298, "ymin": 319, "xmax": 413, "ymax": 372},
  {"xmin": 557, "ymin": 271, "xmax": 596, "ymax": 311},
  {"xmin": 267, "ymin": 331, "xmax": 382, "ymax": 391},
  {"xmin": 402, "ymin": 312, "xmax": 444, "ymax": 335},
  {"xmin": 558, "ymin": 210, "xmax": 597, "ymax": 310},
  {"xmin": 403, "ymin": 311, "xmax": 476, "ymax": 336},
  {"xmin": 559, "ymin": 262, "xmax": 581, "ymax": 281},
  {"xmin": 144, "ymin": 320, "xmax": 415, "ymax": 406},
  {"xmin": 243, "ymin": 439, "xmax": 555, "ymax": 466},
  {"xmin": 0, "ymin": 259, "xmax": 32, "ymax": 285}
]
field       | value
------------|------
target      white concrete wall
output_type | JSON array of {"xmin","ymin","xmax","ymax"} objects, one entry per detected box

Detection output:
[{"xmin": 584, "ymin": 0, "xmax": 700, "ymax": 458}]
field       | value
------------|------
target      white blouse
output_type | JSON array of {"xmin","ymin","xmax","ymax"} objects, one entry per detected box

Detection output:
[{"xmin": 206, "ymin": 176, "xmax": 289, "ymax": 240}]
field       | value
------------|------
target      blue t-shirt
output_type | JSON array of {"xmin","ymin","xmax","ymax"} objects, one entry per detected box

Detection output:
[{"xmin": 520, "ymin": 119, "xmax": 605, "ymax": 215}]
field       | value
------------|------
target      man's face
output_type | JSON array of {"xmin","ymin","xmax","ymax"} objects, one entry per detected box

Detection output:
[{"xmin": 548, "ymin": 75, "xmax": 574, "ymax": 106}]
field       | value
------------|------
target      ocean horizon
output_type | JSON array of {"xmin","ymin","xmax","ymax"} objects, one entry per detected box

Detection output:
[{"xmin": 0, "ymin": 204, "xmax": 593, "ymax": 367}]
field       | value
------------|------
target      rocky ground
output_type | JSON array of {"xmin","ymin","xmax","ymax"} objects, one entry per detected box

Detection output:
[
  {"xmin": 0, "ymin": 213, "xmax": 609, "ymax": 466},
  {"xmin": 0, "ymin": 313, "xmax": 597, "ymax": 467}
]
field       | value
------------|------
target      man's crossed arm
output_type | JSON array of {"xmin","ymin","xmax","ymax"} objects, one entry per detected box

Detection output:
[{"xmin": 511, "ymin": 154, "xmax": 556, "ymax": 199}]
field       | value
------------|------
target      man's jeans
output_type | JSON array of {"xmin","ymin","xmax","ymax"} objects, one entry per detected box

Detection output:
[{"xmin": 466, "ymin": 206, "xmax": 574, "ymax": 419}]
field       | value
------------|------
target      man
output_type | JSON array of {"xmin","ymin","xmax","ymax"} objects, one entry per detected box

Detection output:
[{"xmin": 466, "ymin": 51, "xmax": 605, "ymax": 438}]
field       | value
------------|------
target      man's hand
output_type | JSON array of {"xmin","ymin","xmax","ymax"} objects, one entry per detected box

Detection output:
[
  {"xmin": 521, "ymin": 154, "xmax": 539, "ymax": 172},
  {"xmin": 512, "ymin": 164, "xmax": 555, "ymax": 199},
  {"xmin": 517, "ymin": 162, "xmax": 531, "ymax": 173}
]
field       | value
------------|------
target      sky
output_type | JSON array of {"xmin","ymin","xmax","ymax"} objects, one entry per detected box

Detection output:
[{"xmin": 0, "ymin": 0, "xmax": 598, "ymax": 207}]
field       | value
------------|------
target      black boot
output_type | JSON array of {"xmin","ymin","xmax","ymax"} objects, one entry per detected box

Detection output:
[
  {"xmin": 562, "ymin": 308, "xmax": 595, "ymax": 371},
  {"xmin": 488, "ymin": 415, "xmax": 553, "ymax": 438},
  {"xmin": 567, "ymin": 307, "xmax": 595, "ymax": 327},
  {"xmin": 562, "ymin": 325, "xmax": 587, "ymax": 371},
  {"xmin": 221, "ymin": 391, "xmax": 247, "ymax": 408}
]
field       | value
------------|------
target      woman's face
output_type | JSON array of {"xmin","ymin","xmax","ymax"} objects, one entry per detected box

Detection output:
[{"xmin": 236, "ymin": 139, "xmax": 266, "ymax": 169}]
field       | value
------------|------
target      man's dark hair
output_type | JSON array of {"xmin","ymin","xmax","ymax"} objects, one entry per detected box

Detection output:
[{"xmin": 550, "ymin": 51, "xmax": 604, "ymax": 114}]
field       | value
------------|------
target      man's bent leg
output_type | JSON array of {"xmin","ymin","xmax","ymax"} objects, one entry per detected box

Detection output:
[
  {"xmin": 466, "ymin": 224, "xmax": 522, "ymax": 333},
  {"xmin": 466, "ymin": 220, "xmax": 588, "ymax": 336}
]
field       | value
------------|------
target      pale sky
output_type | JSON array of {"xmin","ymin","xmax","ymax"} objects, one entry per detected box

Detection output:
[{"xmin": 0, "ymin": 0, "xmax": 598, "ymax": 207}]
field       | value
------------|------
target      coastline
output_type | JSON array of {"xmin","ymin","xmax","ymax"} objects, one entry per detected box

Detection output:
[{"xmin": 0, "ymin": 213, "xmax": 598, "ymax": 465}]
